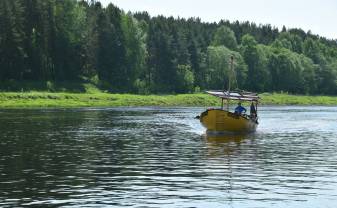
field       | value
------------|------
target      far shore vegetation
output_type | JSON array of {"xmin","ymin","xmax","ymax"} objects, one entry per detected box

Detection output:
[
  {"xmin": 1, "ymin": 0, "xmax": 337, "ymax": 100},
  {"xmin": 0, "ymin": 82, "xmax": 336, "ymax": 108},
  {"xmin": 1, "ymin": 1, "xmax": 336, "ymax": 109},
  {"xmin": 0, "ymin": 84, "xmax": 336, "ymax": 108}
]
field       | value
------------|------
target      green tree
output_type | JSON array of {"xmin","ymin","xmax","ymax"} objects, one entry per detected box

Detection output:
[
  {"xmin": 240, "ymin": 34, "xmax": 270, "ymax": 91},
  {"xmin": 205, "ymin": 46, "xmax": 247, "ymax": 90},
  {"xmin": 0, "ymin": 0, "xmax": 25, "ymax": 80},
  {"xmin": 297, "ymin": 55, "xmax": 318, "ymax": 94},
  {"xmin": 317, "ymin": 61, "xmax": 337, "ymax": 95},
  {"xmin": 303, "ymin": 37, "xmax": 325, "ymax": 64},
  {"xmin": 121, "ymin": 13, "xmax": 147, "ymax": 92},
  {"xmin": 277, "ymin": 32, "xmax": 303, "ymax": 53},
  {"xmin": 176, "ymin": 64, "xmax": 194, "ymax": 93},
  {"xmin": 53, "ymin": 0, "xmax": 87, "ymax": 80},
  {"xmin": 268, "ymin": 47, "xmax": 306, "ymax": 93},
  {"xmin": 95, "ymin": 3, "xmax": 128, "ymax": 92},
  {"xmin": 211, "ymin": 26, "xmax": 238, "ymax": 50},
  {"xmin": 146, "ymin": 18, "xmax": 176, "ymax": 93}
]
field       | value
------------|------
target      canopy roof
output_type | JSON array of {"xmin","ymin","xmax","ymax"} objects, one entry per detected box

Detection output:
[{"xmin": 206, "ymin": 90, "xmax": 260, "ymax": 102}]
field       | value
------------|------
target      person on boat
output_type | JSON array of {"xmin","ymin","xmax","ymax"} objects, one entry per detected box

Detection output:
[
  {"xmin": 250, "ymin": 102, "xmax": 257, "ymax": 118},
  {"xmin": 235, "ymin": 102, "xmax": 246, "ymax": 115}
]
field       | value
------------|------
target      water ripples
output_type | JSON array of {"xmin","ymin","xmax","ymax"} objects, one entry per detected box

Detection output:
[{"xmin": 0, "ymin": 106, "xmax": 337, "ymax": 207}]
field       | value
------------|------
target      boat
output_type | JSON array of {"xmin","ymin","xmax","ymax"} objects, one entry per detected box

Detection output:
[{"xmin": 196, "ymin": 56, "xmax": 261, "ymax": 133}]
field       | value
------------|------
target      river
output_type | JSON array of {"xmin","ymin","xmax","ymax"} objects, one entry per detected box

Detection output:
[{"xmin": 0, "ymin": 106, "xmax": 337, "ymax": 207}]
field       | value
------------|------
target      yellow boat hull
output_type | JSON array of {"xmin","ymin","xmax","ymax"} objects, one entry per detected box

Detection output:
[{"xmin": 199, "ymin": 109, "xmax": 257, "ymax": 133}]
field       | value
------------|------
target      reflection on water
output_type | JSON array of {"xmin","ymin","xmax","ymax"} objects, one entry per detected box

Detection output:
[
  {"xmin": 204, "ymin": 133, "xmax": 247, "ymax": 157},
  {"xmin": 0, "ymin": 106, "xmax": 337, "ymax": 208}
]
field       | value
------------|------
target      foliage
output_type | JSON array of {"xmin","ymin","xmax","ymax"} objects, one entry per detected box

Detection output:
[
  {"xmin": 240, "ymin": 35, "xmax": 270, "ymax": 92},
  {"xmin": 176, "ymin": 64, "xmax": 195, "ymax": 93},
  {"xmin": 205, "ymin": 46, "xmax": 246, "ymax": 90},
  {"xmin": 211, "ymin": 26, "xmax": 238, "ymax": 50},
  {"xmin": 0, "ymin": 0, "xmax": 337, "ymax": 95}
]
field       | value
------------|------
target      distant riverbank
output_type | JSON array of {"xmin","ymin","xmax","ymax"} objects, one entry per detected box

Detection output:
[{"xmin": 0, "ymin": 92, "xmax": 336, "ymax": 108}]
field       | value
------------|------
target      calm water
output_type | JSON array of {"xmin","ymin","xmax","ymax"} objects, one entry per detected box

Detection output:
[{"xmin": 0, "ymin": 106, "xmax": 337, "ymax": 208}]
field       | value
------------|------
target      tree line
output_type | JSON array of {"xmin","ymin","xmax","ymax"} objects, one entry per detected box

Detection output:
[{"xmin": 1, "ymin": 0, "xmax": 336, "ymax": 94}]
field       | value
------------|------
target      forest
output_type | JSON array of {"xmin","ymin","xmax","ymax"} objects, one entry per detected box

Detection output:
[{"xmin": 1, "ymin": 0, "xmax": 337, "ymax": 95}]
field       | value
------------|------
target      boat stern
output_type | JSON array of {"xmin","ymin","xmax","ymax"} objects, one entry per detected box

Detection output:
[{"xmin": 199, "ymin": 109, "xmax": 257, "ymax": 133}]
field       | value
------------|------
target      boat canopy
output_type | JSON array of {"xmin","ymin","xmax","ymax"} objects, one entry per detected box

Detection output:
[{"xmin": 206, "ymin": 90, "xmax": 260, "ymax": 102}]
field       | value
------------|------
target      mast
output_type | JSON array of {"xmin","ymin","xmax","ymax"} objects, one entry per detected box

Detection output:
[
  {"xmin": 228, "ymin": 56, "xmax": 234, "ymax": 93},
  {"xmin": 225, "ymin": 56, "xmax": 234, "ymax": 111}
]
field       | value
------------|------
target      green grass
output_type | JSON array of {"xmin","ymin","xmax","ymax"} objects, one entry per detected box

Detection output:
[
  {"xmin": 0, "ymin": 91, "xmax": 336, "ymax": 108},
  {"xmin": 260, "ymin": 93, "xmax": 337, "ymax": 105},
  {"xmin": 0, "ymin": 92, "xmax": 219, "ymax": 108}
]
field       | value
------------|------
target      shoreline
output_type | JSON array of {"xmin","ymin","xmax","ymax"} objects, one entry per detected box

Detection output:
[{"xmin": 0, "ymin": 92, "xmax": 336, "ymax": 108}]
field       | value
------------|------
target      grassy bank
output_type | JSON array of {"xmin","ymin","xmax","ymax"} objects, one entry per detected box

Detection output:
[{"xmin": 0, "ymin": 92, "xmax": 336, "ymax": 108}]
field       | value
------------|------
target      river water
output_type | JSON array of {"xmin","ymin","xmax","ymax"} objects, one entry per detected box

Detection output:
[{"xmin": 0, "ymin": 106, "xmax": 337, "ymax": 208}]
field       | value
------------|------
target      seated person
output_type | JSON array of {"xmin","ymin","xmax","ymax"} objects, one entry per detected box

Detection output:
[{"xmin": 235, "ymin": 102, "xmax": 246, "ymax": 115}]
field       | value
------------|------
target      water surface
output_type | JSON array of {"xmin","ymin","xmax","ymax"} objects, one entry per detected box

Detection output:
[{"xmin": 0, "ymin": 106, "xmax": 337, "ymax": 207}]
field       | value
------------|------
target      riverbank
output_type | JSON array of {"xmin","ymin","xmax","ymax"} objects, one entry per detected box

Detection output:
[{"xmin": 0, "ymin": 92, "xmax": 336, "ymax": 108}]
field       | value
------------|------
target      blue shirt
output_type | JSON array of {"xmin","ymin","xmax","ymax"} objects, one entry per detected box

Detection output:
[{"xmin": 235, "ymin": 106, "xmax": 246, "ymax": 114}]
